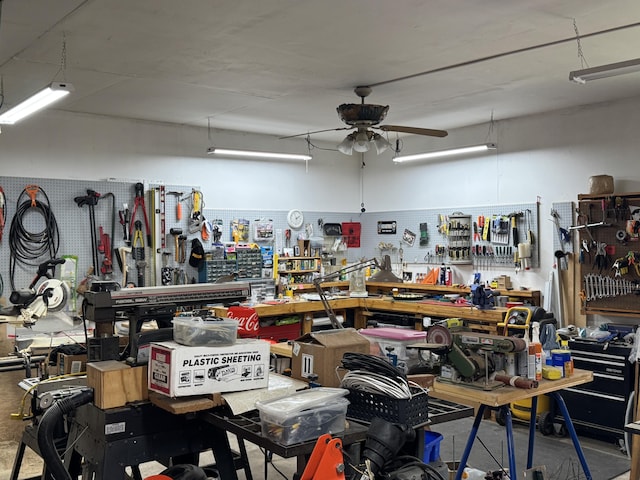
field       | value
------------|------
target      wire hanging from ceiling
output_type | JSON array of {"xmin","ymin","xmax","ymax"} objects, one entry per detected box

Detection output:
[
  {"xmin": 573, "ymin": 19, "xmax": 589, "ymax": 69},
  {"xmin": 359, "ymin": 153, "xmax": 366, "ymax": 213},
  {"xmin": 304, "ymin": 135, "xmax": 339, "ymax": 153}
]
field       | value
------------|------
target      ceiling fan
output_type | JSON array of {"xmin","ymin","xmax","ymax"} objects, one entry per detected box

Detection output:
[{"xmin": 282, "ymin": 86, "xmax": 448, "ymax": 155}]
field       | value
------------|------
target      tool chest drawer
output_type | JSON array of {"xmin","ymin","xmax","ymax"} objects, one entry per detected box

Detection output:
[{"xmin": 556, "ymin": 339, "xmax": 634, "ymax": 444}]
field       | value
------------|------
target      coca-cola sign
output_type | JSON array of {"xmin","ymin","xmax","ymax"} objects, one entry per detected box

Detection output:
[{"xmin": 227, "ymin": 306, "xmax": 260, "ymax": 337}]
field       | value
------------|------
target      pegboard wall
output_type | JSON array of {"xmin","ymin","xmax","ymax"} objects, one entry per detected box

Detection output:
[
  {"xmin": 357, "ymin": 202, "xmax": 541, "ymax": 273},
  {"xmin": 577, "ymin": 192, "xmax": 640, "ymax": 316},
  {"xmin": 0, "ymin": 177, "xmax": 194, "ymax": 308},
  {"xmin": 550, "ymin": 201, "xmax": 575, "ymax": 256},
  {"xmin": 0, "ymin": 175, "xmax": 541, "ymax": 309}
]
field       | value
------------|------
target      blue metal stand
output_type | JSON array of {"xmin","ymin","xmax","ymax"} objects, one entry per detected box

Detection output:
[{"xmin": 454, "ymin": 393, "xmax": 592, "ymax": 480}]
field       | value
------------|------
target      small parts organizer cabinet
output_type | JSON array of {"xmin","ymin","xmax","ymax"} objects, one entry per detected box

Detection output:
[
  {"xmin": 447, "ymin": 213, "xmax": 472, "ymax": 264},
  {"xmin": 199, "ymin": 247, "xmax": 264, "ymax": 282},
  {"xmin": 276, "ymin": 256, "xmax": 321, "ymax": 284}
]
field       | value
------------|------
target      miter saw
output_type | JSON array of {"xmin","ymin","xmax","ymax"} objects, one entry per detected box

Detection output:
[
  {"xmin": 423, "ymin": 325, "xmax": 527, "ymax": 390},
  {"xmin": 2, "ymin": 258, "xmax": 72, "ymax": 327}
]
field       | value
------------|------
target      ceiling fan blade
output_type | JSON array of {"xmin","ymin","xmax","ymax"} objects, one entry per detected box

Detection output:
[
  {"xmin": 377, "ymin": 125, "xmax": 448, "ymax": 138},
  {"xmin": 280, "ymin": 126, "xmax": 353, "ymax": 140}
]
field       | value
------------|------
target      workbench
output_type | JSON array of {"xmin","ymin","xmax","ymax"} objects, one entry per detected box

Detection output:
[
  {"xmin": 56, "ymin": 378, "xmax": 473, "ymax": 480},
  {"xmin": 199, "ymin": 395, "xmax": 473, "ymax": 479},
  {"xmin": 212, "ymin": 295, "xmax": 508, "ymax": 336},
  {"xmin": 429, "ymin": 369, "xmax": 594, "ymax": 480}
]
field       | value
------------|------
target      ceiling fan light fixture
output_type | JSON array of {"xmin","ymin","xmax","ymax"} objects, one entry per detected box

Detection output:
[
  {"xmin": 569, "ymin": 58, "xmax": 640, "ymax": 84},
  {"xmin": 337, "ymin": 135, "xmax": 355, "ymax": 155},
  {"xmin": 353, "ymin": 130, "xmax": 371, "ymax": 152},
  {"xmin": 372, "ymin": 133, "xmax": 391, "ymax": 154},
  {"xmin": 393, "ymin": 143, "xmax": 496, "ymax": 163}
]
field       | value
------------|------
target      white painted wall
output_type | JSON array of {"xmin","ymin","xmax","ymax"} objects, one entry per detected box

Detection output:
[
  {"xmin": 2, "ymin": 95, "xmax": 640, "ymax": 321},
  {"xmin": 366, "ymin": 96, "xmax": 640, "ymax": 308},
  {"xmin": 0, "ymin": 111, "xmax": 361, "ymax": 212}
]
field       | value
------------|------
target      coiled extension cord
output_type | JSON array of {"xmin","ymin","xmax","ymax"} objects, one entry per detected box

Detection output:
[{"xmin": 8, "ymin": 186, "xmax": 60, "ymax": 290}]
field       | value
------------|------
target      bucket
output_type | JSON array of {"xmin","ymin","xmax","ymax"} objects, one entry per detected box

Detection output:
[
  {"xmin": 511, "ymin": 394, "xmax": 551, "ymax": 421},
  {"xmin": 423, "ymin": 430, "xmax": 443, "ymax": 463}
]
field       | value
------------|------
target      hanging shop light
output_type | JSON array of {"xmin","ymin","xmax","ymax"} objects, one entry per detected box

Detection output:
[
  {"xmin": 0, "ymin": 82, "xmax": 74, "ymax": 125},
  {"xmin": 207, "ymin": 147, "xmax": 311, "ymax": 161},
  {"xmin": 393, "ymin": 143, "xmax": 496, "ymax": 163}
]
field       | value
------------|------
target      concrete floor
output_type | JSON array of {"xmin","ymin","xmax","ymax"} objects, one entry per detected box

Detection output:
[{"xmin": 4, "ymin": 435, "xmax": 633, "ymax": 480}]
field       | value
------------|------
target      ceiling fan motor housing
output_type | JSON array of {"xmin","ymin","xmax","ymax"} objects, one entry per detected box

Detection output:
[{"xmin": 337, "ymin": 103, "xmax": 389, "ymax": 126}]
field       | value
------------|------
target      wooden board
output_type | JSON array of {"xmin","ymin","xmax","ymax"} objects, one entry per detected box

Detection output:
[
  {"xmin": 430, "ymin": 368, "xmax": 593, "ymax": 408},
  {"xmin": 149, "ymin": 391, "xmax": 223, "ymax": 414}
]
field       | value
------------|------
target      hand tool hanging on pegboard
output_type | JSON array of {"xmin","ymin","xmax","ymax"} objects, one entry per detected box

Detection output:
[
  {"xmin": 74, "ymin": 189, "xmax": 102, "ymax": 275},
  {"xmin": 119, "ymin": 203, "xmax": 131, "ymax": 245},
  {"xmin": 167, "ymin": 191, "xmax": 184, "ymax": 222},
  {"xmin": 97, "ymin": 226, "xmax": 113, "ymax": 278},
  {"xmin": 187, "ymin": 189, "xmax": 205, "ymax": 234},
  {"xmin": 98, "ymin": 192, "xmax": 117, "ymax": 279},
  {"xmin": 132, "ymin": 220, "xmax": 146, "ymax": 286},
  {"xmin": 0, "ymin": 186, "xmax": 6, "ymax": 243},
  {"xmin": 129, "ymin": 182, "xmax": 151, "ymax": 245}
]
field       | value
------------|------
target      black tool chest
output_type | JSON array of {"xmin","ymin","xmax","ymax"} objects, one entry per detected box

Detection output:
[{"xmin": 556, "ymin": 338, "xmax": 635, "ymax": 445}]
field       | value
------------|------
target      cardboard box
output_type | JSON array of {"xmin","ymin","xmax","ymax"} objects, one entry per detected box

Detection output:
[
  {"xmin": 58, "ymin": 353, "xmax": 87, "ymax": 374},
  {"xmin": 291, "ymin": 328, "xmax": 370, "ymax": 387},
  {"xmin": 87, "ymin": 360, "xmax": 148, "ymax": 409},
  {"xmin": 148, "ymin": 339, "xmax": 270, "ymax": 397}
]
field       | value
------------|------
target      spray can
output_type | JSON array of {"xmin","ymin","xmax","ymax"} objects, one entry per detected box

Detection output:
[
  {"xmin": 445, "ymin": 266, "xmax": 452, "ymax": 286},
  {"xmin": 439, "ymin": 263, "xmax": 446, "ymax": 285},
  {"xmin": 530, "ymin": 322, "xmax": 543, "ymax": 381}
]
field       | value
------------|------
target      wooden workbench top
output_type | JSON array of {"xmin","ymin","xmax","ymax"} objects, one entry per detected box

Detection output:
[
  {"xmin": 213, "ymin": 296, "xmax": 506, "ymax": 321},
  {"xmin": 430, "ymin": 368, "xmax": 593, "ymax": 408}
]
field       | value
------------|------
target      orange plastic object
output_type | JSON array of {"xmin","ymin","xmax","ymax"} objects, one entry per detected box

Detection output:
[
  {"xmin": 25, "ymin": 184, "xmax": 40, "ymax": 207},
  {"xmin": 300, "ymin": 433, "xmax": 346, "ymax": 480},
  {"xmin": 176, "ymin": 202, "xmax": 182, "ymax": 221}
]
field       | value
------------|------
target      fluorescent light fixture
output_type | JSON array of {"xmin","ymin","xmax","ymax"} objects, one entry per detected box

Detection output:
[
  {"xmin": 207, "ymin": 147, "xmax": 311, "ymax": 161},
  {"xmin": 569, "ymin": 58, "xmax": 640, "ymax": 84},
  {"xmin": 393, "ymin": 143, "xmax": 496, "ymax": 163},
  {"xmin": 0, "ymin": 82, "xmax": 74, "ymax": 124}
]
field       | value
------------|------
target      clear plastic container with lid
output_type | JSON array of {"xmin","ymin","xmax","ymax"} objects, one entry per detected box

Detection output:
[
  {"xmin": 256, "ymin": 387, "xmax": 350, "ymax": 445},
  {"xmin": 172, "ymin": 316, "xmax": 238, "ymax": 346}
]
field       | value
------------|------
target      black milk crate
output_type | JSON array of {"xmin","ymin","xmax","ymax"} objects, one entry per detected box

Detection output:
[{"xmin": 346, "ymin": 387, "xmax": 429, "ymax": 427}]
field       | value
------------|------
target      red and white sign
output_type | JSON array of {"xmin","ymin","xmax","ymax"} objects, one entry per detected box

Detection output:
[{"xmin": 227, "ymin": 306, "xmax": 260, "ymax": 337}]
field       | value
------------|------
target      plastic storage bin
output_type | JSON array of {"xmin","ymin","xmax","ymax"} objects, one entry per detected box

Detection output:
[
  {"xmin": 423, "ymin": 430, "xmax": 443, "ymax": 463},
  {"xmin": 359, "ymin": 327, "xmax": 427, "ymax": 372},
  {"xmin": 256, "ymin": 387, "xmax": 349, "ymax": 445},
  {"xmin": 172, "ymin": 317, "xmax": 238, "ymax": 346}
]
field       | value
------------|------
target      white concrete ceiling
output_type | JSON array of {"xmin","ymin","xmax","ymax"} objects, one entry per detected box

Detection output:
[{"xmin": 1, "ymin": 0, "xmax": 640, "ymax": 145}]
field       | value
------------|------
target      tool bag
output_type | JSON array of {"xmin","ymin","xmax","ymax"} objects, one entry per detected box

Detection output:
[{"xmin": 188, "ymin": 238, "xmax": 205, "ymax": 268}]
